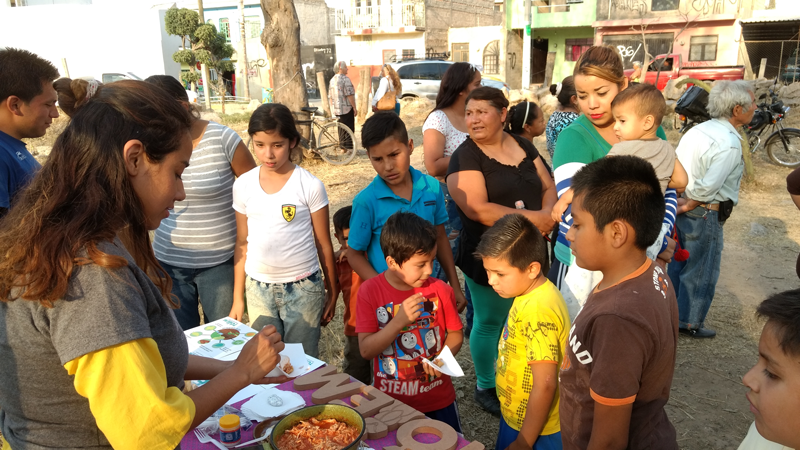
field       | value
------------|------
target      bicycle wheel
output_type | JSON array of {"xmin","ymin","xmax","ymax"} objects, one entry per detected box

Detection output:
[
  {"xmin": 316, "ymin": 121, "xmax": 357, "ymax": 165},
  {"xmin": 766, "ymin": 128, "xmax": 800, "ymax": 168}
]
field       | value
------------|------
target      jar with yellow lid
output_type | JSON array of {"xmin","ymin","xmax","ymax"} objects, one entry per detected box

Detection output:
[{"xmin": 219, "ymin": 414, "xmax": 241, "ymax": 448}]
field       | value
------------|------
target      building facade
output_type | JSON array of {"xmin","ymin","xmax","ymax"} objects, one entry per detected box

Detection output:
[
  {"xmin": 504, "ymin": 0, "xmax": 597, "ymax": 88},
  {"xmin": 593, "ymin": 0, "xmax": 753, "ymax": 72},
  {"xmin": 332, "ymin": 0, "xmax": 501, "ymax": 66},
  {"xmin": 176, "ymin": 0, "xmax": 335, "ymax": 99}
]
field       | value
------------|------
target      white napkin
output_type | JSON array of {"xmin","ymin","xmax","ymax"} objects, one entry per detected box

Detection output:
[
  {"xmin": 266, "ymin": 343, "xmax": 308, "ymax": 378},
  {"xmin": 421, "ymin": 345, "xmax": 464, "ymax": 377},
  {"xmin": 241, "ymin": 388, "xmax": 306, "ymax": 421}
]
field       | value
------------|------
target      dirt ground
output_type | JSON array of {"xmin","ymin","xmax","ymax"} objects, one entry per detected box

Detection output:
[
  {"xmin": 307, "ymin": 107, "xmax": 800, "ymax": 449},
  {"xmin": 19, "ymin": 100, "xmax": 800, "ymax": 449}
]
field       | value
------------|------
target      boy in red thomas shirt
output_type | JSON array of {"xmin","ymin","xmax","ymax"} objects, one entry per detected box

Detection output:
[{"xmin": 356, "ymin": 211, "xmax": 464, "ymax": 432}]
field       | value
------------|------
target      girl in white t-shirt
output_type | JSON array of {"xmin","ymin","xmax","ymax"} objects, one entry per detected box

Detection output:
[{"xmin": 232, "ymin": 103, "xmax": 339, "ymax": 357}]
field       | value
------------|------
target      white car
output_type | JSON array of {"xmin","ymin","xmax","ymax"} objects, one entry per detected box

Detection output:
[{"xmin": 377, "ymin": 60, "xmax": 510, "ymax": 99}]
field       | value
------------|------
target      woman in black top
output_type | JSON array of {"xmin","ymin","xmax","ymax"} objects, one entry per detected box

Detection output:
[{"xmin": 446, "ymin": 87, "xmax": 556, "ymax": 416}]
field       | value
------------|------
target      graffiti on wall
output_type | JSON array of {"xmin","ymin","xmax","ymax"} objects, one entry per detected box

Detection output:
[
  {"xmin": 610, "ymin": 0, "xmax": 647, "ymax": 14},
  {"xmin": 688, "ymin": 0, "xmax": 740, "ymax": 15},
  {"xmin": 617, "ymin": 43, "xmax": 644, "ymax": 62}
]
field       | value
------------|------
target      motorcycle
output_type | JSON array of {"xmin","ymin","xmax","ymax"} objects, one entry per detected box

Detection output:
[{"xmin": 676, "ymin": 83, "xmax": 800, "ymax": 168}]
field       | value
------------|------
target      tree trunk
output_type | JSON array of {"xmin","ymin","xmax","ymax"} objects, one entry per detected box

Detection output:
[
  {"xmin": 317, "ymin": 71, "xmax": 331, "ymax": 118},
  {"xmin": 260, "ymin": 0, "xmax": 307, "ymax": 113},
  {"xmin": 238, "ymin": 0, "xmax": 251, "ymax": 100}
]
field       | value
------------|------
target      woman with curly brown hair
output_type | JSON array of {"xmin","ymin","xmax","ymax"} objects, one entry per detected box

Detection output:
[
  {"xmin": 0, "ymin": 79, "xmax": 285, "ymax": 449},
  {"xmin": 372, "ymin": 63, "xmax": 403, "ymax": 114}
]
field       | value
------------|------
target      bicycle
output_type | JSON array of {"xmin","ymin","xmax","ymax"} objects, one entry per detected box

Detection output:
[
  {"xmin": 294, "ymin": 106, "xmax": 358, "ymax": 165},
  {"xmin": 247, "ymin": 106, "xmax": 358, "ymax": 165}
]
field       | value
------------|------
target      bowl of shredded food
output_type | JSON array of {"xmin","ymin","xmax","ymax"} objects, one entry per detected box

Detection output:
[{"xmin": 269, "ymin": 404, "xmax": 365, "ymax": 450}]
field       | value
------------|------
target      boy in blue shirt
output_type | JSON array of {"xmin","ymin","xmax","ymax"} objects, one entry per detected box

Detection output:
[
  {"xmin": 348, "ymin": 112, "xmax": 466, "ymax": 311},
  {"xmin": 0, "ymin": 48, "xmax": 60, "ymax": 218}
]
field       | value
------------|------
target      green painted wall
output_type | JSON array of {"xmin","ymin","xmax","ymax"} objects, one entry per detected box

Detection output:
[
  {"xmin": 532, "ymin": 27, "xmax": 595, "ymax": 84},
  {"xmin": 509, "ymin": 0, "xmax": 597, "ymax": 30}
]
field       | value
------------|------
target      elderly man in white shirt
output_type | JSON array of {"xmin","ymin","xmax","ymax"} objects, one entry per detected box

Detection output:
[{"xmin": 668, "ymin": 80, "xmax": 755, "ymax": 339}]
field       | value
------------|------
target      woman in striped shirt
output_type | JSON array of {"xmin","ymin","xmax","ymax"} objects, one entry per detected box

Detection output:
[{"xmin": 146, "ymin": 76, "xmax": 257, "ymax": 330}]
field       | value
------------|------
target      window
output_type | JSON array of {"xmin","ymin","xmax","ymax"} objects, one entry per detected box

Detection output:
[
  {"xmin": 219, "ymin": 18, "xmax": 230, "ymax": 41},
  {"xmin": 397, "ymin": 64, "xmax": 418, "ymax": 79},
  {"xmin": 483, "ymin": 40, "xmax": 500, "ymax": 74},
  {"xmin": 649, "ymin": 57, "xmax": 674, "ymax": 72},
  {"xmin": 452, "ymin": 43, "xmax": 469, "ymax": 62},
  {"xmin": 534, "ymin": 0, "xmax": 569, "ymax": 14},
  {"xmin": 246, "ymin": 16, "xmax": 261, "ymax": 39},
  {"xmin": 565, "ymin": 38, "xmax": 592, "ymax": 62},
  {"xmin": 402, "ymin": 49, "xmax": 415, "ymax": 60},
  {"xmin": 651, "ymin": 0, "xmax": 679, "ymax": 11},
  {"xmin": 689, "ymin": 35, "xmax": 718, "ymax": 61},
  {"xmin": 416, "ymin": 63, "xmax": 440, "ymax": 80}
]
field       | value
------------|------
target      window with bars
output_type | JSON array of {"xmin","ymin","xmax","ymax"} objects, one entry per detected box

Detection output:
[
  {"xmin": 689, "ymin": 35, "xmax": 718, "ymax": 61},
  {"xmin": 246, "ymin": 16, "xmax": 261, "ymax": 39},
  {"xmin": 565, "ymin": 38, "xmax": 593, "ymax": 62},
  {"xmin": 651, "ymin": 0, "xmax": 679, "ymax": 11},
  {"xmin": 483, "ymin": 40, "xmax": 500, "ymax": 74},
  {"xmin": 452, "ymin": 43, "xmax": 469, "ymax": 62},
  {"xmin": 534, "ymin": 0, "xmax": 569, "ymax": 14},
  {"xmin": 219, "ymin": 18, "xmax": 230, "ymax": 41},
  {"xmin": 402, "ymin": 49, "xmax": 415, "ymax": 60}
]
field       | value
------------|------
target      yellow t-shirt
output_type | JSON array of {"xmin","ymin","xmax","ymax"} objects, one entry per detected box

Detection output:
[{"xmin": 496, "ymin": 279, "xmax": 570, "ymax": 434}]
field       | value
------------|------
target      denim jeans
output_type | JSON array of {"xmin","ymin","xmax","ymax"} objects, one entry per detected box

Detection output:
[
  {"xmin": 245, "ymin": 271, "xmax": 325, "ymax": 358},
  {"xmin": 667, "ymin": 207, "xmax": 724, "ymax": 330},
  {"xmin": 160, "ymin": 258, "xmax": 235, "ymax": 330}
]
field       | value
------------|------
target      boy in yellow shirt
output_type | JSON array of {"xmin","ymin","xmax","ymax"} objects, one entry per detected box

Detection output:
[{"xmin": 475, "ymin": 214, "xmax": 569, "ymax": 450}]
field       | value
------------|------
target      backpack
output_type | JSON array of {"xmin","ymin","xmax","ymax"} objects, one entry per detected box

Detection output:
[{"xmin": 675, "ymin": 85, "xmax": 711, "ymax": 124}]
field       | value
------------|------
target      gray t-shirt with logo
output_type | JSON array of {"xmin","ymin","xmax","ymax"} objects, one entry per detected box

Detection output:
[
  {"xmin": 0, "ymin": 238, "xmax": 188, "ymax": 449},
  {"xmin": 607, "ymin": 139, "xmax": 676, "ymax": 194}
]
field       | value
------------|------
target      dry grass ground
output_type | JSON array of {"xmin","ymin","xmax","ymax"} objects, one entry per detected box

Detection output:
[{"xmin": 12, "ymin": 101, "xmax": 800, "ymax": 449}]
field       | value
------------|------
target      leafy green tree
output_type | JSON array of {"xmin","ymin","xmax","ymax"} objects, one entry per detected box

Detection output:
[
  {"xmin": 165, "ymin": 7, "xmax": 201, "ymax": 90},
  {"xmin": 164, "ymin": 8, "xmax": 235, "ymax": 113},
  {"xmin": 195, "ymin": 24, "xmax": 235, "ymax": 113}
]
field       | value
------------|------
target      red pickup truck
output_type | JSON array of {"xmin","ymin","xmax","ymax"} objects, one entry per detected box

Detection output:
[{"xmin": 623, "ymin": 53, "xmax": 745, "ymax": 90}]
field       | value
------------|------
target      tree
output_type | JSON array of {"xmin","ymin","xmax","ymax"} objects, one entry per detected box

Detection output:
[
  {"xmin": 260, "ymin": 0, "xmax": 307, "ymax": 113},
  {"xmin": 195, "ymin": 24, "xmax": 235, "ymax": 114},
  {"xmin": 165, "ymin": 7, "xmax": 201, "ymax": 91},
  {"xmin": 628, "ymin": 8, "xmax": 697, "ymax": 84}
]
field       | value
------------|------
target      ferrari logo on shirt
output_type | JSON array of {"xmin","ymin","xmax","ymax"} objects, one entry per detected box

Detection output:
[{"xmin": 282, "ymin": 204, "xmax": 296, "ymax": 222}]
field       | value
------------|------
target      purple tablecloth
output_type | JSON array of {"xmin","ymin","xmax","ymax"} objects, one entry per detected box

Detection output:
[{"xmin": 181, "ymin": 377, "xmax": 474, "ymax": 450}]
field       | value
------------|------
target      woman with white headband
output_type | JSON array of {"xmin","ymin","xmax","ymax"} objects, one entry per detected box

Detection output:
[{"xmin": 545, "ymin": 76, "xmax": 579, "ymax": 159}]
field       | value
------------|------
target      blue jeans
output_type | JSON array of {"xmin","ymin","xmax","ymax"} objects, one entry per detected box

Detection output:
[
  {"xmin": 245, "ymin": 271, "xmax": 325, "ymax": 357},
  {"xmin": 667, "ymin": 207, "xmax": 724, "ymax": 330},
  {"xmin": 424, "ymin": 400, "xmax": 462, "ymax": 434},
  {"xmin": 160, "ymin": 258, "xmax": 235, "ymax": 330},
  {"xmin": 496, "ymin": 416, "xmax": 562, "ymax": 450}
]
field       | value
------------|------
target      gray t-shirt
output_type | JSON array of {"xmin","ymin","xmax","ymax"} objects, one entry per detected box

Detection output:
[
  {"xmin": 607, "ymin": 139, "xmax": 676, "ymax": 194},
  {"xmin": 153, "ymin": 121, "xmax": 242, "ymax": 269},
  {"xmin": 0, "ymin": 238, "xmax": 188, "ymax": 449}
]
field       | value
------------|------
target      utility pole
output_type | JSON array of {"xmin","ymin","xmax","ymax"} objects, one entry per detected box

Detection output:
[
  {"xmin": 238, "ymin": 0, "xmax": 251, "ymax": 100},
  {"xmin": 198, "ymin": 0, "xmax": 212, "ymax": 110},
  {"xmin": 521, "ymin": 0, "xmax": 532, "ymax": 89}
]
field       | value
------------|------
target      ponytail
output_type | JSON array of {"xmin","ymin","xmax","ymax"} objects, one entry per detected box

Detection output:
[
  {"xmin": 506, "ymin": 101, "xmax": 540, "ymax": 135},
  {"xmin": 550, "ymin": 76, "xmax": 576, "ymax": 108}
]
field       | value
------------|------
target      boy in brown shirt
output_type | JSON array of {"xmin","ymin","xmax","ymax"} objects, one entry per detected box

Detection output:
[{"xmin": 560, "ymin": 155, "xmax": 679, "ymax": 450}]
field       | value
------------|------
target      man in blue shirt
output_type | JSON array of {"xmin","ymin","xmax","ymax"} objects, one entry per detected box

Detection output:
[
  {"xmin": 347, "ymin": 112, "xmax": 467, "ymax": 311},
  {"xmin": 0, "ymin": 48, "xmax": 60, "ymax": 218}
]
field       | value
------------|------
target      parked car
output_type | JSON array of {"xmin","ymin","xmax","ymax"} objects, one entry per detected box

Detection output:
[
  {"xmin": 78, "ymin": 72, "xmax": 143, "ymax": 84},
  {"xmin": 782, "ymin": 49, "xmax": 800, "ymax": 83},
  {"xmin": 371, "ymin": 60, "xmax": 509, "ymax": 101},
  {"xmin": 623, "ymin": 53, "xmax": 745, "ymax": 90}
]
